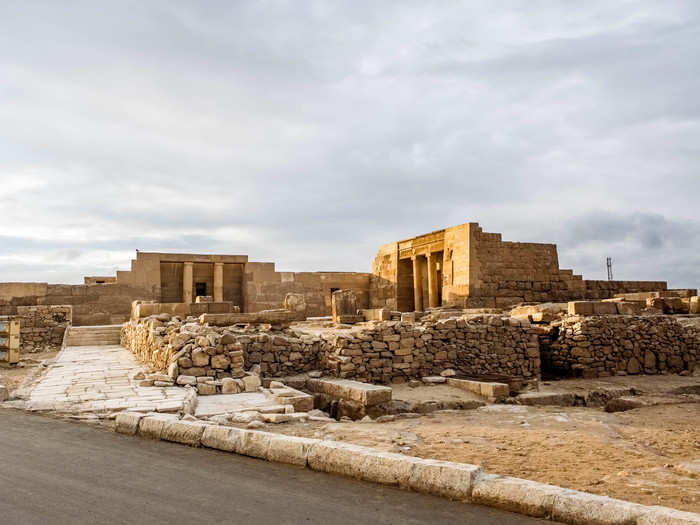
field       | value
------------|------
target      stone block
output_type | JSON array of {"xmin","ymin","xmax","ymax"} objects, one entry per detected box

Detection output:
[
  {"xmin": 592, "ymin": 302, "xmax": 619, "ymax": 315},
  {"xmin": 238, "ymin": 430, "xmax": 274, "ymax": 459},
  {"xmin": 472, "ymin": 474, "xmax": 574, "ymax": 518},
  {"xmin": 568, "ymin": 302, "xmax": 594, "ymax": 316},
  {"xmin": 615, "ymin": 302, "xmax": 642, "ymax": 315},
  {"xmin": 201, "ymin": 425, "xmax": 244, "ymax": 453},
  {"xmin": 138, "ymin": 414, "xmax": 179, "ymax": 440},
  {"xmin": 267, "ymin": 435, "xmax": 318, "ymax": 466},
  {"xmin": 637, "ymin": 506, "xmax": 700, "ymax": 525},
  {"xmin": 307, "ymin": 440, "xmax": 414, "ymax": 486},
  {"xmin": 161, "ymin": 420, "xmax": 206, "ymax": 447},
  {"xmin": 551, "ymin": 490, "xmax": 645, "ymax": 525},
  {"xmin": 115, "ymin": 412, "xmax": 143, "ymax": 435},
  {"xmin": 306, "ymin": 378, "xmax": 391, "ymax": 406},
  {"xmin": 408, "ymin": 458, "xmax": 482, "ymax": 501},
  {"xmin": 221, "ymin": 377, "xmax": 241, "ymax": 394},
  {"xmin": 690, "ymin": 296, "xmax": 700, "ymax": 315},
  {"xmin": 331, "ymin": 290, "xmax": 358, "ymax": 323},
  {"xmin": 515, "ymin": 392, "xmax": 576, "ymax": 406},
  {"xmin": 243, "ymin": 374, "xmax": 262, "ymax": 392},
  {"xmin": 197, "ymin": 382, "xmax": 217, "ymax": 395}
]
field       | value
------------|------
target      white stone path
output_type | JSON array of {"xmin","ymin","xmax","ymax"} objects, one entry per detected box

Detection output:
[{"xmin": 27, "ymin": 345, "xmax": 186, "ymax": 417}]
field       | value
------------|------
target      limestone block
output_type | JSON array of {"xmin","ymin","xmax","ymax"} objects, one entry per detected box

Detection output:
[
  {"xmin": 472, "ymin": 474, "xmax": 574, "ymax": 518},
  {"xmin": 408, "ymin": 458, "xmax": 482, "ymax": 501},
  {"xmin": 592, "ymin": 302, "xmax": 619, "ymax": 315},
  {"xmin": 515, "ymin": 392, "xmax": 576, "ymax": 406},
  {"xmin": 201, "ymin": 425, "xmax": 244, "ymax": 453},
  {"xmin": 197, "ymin": 382, "xmax": 217, "ymax": 395},
  {"xmin": 307, "ymin": 440, "xmax": 374, "ymax": 478},
  {"xmin": 551, "ymin": 490, "xmax": 645, "ymax": 525},
  {"xmin": 479, "ymin": 382, "xmax": 509, "ymax": 402},
  {"xmin": 243, "ymin": 374, "xmax": 261, "ymax": 392},
  {"xmin": 210, "ymin": 354, "xmax": 230, "ymax": 369},
  {"xmin": 615, "ymin": 302, "xmax": 642, "ymax": 315},
  {"xmin": 238, "ymin": 430, "xmax": 274, "ymax": 459},
  {"xmin": 115, "ymin": 412, "xmax": 143, "ymax": 435},
  {"xmin": 568, "ymin": 302, "xmax": 594, "ymax": 316},
  {"xmin": 176, "ymin": 375, "xmax": 197, "ymax": 386},
  {"xmin": 266, "ymin": 435, "xmax": 319, "ymax": 466},
  {"xmin": 690, "ymin": 296, "xmax": 700, "ymax": 315},
  {"xmin": 161, "ymin": 420, "xmax": 206, "ymax": 447},
  {"xmin": 360, "ymin": 450, "xmax": 416, "ymax": 486},
  {"xmin": 138, "ymin": 414, "xmax": 179, "ymax": 440},
  {"xmin": 191, "ymin": 349, "xmax": 209, "ymax": 367},
  {"xmin": 221, "ymin": 377, "xmax": 241, "ymax": 394},
  {"xmin": 637, "ymin": 506, "xmax": 700, "ymax": 525},
  {"xmin": 331, "ymin": 290, "xmax": 358, "ymax": 323}
]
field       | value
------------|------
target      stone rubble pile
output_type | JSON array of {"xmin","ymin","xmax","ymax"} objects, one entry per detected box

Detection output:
[{"xmin": 544, "ymin": 315, "xmax": 699, "ymax": 378}]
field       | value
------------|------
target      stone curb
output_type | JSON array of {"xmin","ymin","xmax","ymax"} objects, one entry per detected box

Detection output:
[{"xmin": 116, "ymin": 413, "xmax": 700, "ymax": 525}]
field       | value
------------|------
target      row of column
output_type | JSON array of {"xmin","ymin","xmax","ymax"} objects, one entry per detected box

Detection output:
[
  {"xmin": 412, "ymin": 253, "xmax": 439, "ymax": 311},
  {"xmin": 182, "ymin": 262, "xmax": 224, "ymax": 303}
]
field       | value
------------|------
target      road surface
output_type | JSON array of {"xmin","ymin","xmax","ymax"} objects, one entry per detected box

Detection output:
[{"xmin": 0, "ymin": 409, "xmax": 554, "ymax": 524}]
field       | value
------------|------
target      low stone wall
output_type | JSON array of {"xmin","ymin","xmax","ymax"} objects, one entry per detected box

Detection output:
[
  {"xmin": 545, "ymin": 315, "xmax": 699, "ymax": 378},
  {"xmin": 319, "ymin": 316, "xmax": 540, "ymax": 383},
  {"xmin": 14, "ymin": 305, "xmax": 72, "ymax": 352},
  {"xmin": 122, "ymin": 313, "xmax": 540, "ymax": 386}
]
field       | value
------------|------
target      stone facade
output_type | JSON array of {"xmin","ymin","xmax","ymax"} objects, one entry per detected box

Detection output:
[
  {"xmin": 0, "ymin": 220, "xmax": 680, "ymax": 325},
  {"xmin": 371, "ymin": 222, "xmax": 668, "ymax": 311},
  {"xmin": 542, "ymin": 315, "xmax": 699, "ymax": 378},
  {"xmin": 13, "ymin": 305, "xmax": 72, "ymax": 353}
]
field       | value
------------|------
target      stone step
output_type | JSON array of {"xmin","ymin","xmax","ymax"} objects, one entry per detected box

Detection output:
[{"xmin": 64, "ymin": 325, "xmax": 123, "ymax": 347}]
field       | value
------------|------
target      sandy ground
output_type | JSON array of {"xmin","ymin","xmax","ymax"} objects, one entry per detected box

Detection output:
[
  {"xmin": 275, "ymin": 387, "xmax": 700, "ymax": 513},
  {"xmin": 0, "ymin": 350, "xmax": 58, "ymax": 395}
]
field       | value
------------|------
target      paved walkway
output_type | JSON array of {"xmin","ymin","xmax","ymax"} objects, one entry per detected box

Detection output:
[{"xmin": 26, "ymin": 345, "xmax": 186, "ymax": 416}]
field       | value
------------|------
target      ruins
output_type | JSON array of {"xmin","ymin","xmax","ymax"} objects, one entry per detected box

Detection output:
[{"xmin": 2, "ymin": 220, "xmax": 700, "ymax": 516}]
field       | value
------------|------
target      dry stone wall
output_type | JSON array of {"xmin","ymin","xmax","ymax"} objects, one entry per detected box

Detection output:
[
  {"xmin": 544, "ymin": 315, "xmax": 699, "ymax": 378},
  {"xmin": 122, "ymin": 314, "xmax": 540, "ymax": 387},
  {"xmin": 14, "ymin": 305, "xmax": 72, "ymax": 352},
  {"xmin": 319, "ymin": 316, "xmax": 540, "ymax": 383}
]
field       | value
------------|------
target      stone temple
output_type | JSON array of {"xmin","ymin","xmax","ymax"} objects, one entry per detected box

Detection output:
[{"xmin": 0, "ymin": 221, "xmax": 669, "ymax": 325}]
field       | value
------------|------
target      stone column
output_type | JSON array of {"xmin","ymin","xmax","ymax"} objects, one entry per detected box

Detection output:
[
  {"xmin": 213, "ymin": 262, "xmax": 224, "ymax": 302},
  {"xmin": 412, "ymin": 256, "xmax": 423, "ymax": 312},
  {"xmin": 427, "ymin": 252, "xmax": 439, "ymax": 308},
  {"xmin": 183, "ymin": 262, "xmax": 193, "ymax": 303}
]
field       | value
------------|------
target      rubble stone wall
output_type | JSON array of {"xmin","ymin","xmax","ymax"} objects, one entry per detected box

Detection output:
[
  {"xmin": 319, "ymin": 316, "xmax": 540, "ymax": 383},
  {"xmin": 14, "ymin": 305, "xmax": 72, "ymax": 353},
  {"xmin": 121, "ymin": 314, "xmax": 540, "ymax": 385},
  {"xmin": 544, "ymin": 315, "xmax": 699, "ymax": 378}
]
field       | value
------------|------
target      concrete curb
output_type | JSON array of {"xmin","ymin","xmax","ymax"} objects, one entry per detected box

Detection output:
[{"xmin": 116, "ymin": 413, "xmax": 700, "ymax": 525}]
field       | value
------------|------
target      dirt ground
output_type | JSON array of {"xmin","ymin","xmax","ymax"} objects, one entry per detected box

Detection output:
[
  {"xmin": 275, "ymin": 381, "xmax": 700, "ymax": 513},
  {"xmin": 0, "ymin": 350, "xmax": 57, "ymax": 396}
]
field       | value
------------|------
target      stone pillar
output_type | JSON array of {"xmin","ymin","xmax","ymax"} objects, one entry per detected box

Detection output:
[
  {"xmin": 183, "ymin": 262, "xmax": 193, "ymax": 303},
  {"xmin": 213, "ymin": 262, "xmax": 224, "ymax": 302},
  {"xmin": 412, "ymin": 256, "xmax": 423, "ymax": 312},
  {"xmin": 427, "ymin": 252, "xmax": 439, "ymax": 308}
]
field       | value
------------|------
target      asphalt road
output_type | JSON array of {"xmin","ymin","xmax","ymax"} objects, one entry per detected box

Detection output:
[{"xmin": 0, "ymin": 409, "xmax": 553, "ymax": 524}]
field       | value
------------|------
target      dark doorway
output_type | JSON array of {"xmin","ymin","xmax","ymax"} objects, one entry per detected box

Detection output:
[{"xmin": 195, "ymin": 282, "xmax": 207, "ymax": 297}]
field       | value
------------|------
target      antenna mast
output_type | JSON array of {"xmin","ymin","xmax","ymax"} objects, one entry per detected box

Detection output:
[{"xmin": 606, "ymin": 257, "xmax": 613, "ymax": 281}]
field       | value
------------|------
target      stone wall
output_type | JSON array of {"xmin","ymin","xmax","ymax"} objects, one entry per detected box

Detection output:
[
  {"xmin": 319, "ymin": 316, "xmax": 540, "ymax": 383},
  {"xmin": 0, "ymin": 282, "xmax": 156, "ymax": 326},
  {"xmin": 13, "ymin": 305, "xmax": 72, "ymax": 353},
  {"xmin": 244, "ymin": 263, "xmax": 371, "ymax": 317},
  {"xmin": 122, "ymin": 313, "xmax": 540, "ymax": 387},
  {"xmin": 543, "ymin": 315, "xmax": 699, "ymax": 378}
]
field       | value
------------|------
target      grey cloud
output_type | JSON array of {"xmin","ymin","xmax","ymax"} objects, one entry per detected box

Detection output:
[{"xmin": 0, "ymin": 1, "xmax": 698, "ymax": 286}]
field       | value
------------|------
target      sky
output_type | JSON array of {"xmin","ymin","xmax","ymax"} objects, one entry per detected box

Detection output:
[{"xmin": 1, "ymin": 1, "xmax": 699, "ymax": 288}]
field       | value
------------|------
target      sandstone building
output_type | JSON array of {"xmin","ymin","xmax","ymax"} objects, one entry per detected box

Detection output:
[
  {"xmin": 370, "ymin": 222, "xmax": 667, "ymax": 311},
  {"xmin": 0, "ymin": 222, "xmax": 670, "ymax": 325}
]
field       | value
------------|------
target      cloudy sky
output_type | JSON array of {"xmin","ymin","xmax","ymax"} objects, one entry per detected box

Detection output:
[{"xmin": 1, "ymin": 1, "xmax": 698, "ymax": 288}]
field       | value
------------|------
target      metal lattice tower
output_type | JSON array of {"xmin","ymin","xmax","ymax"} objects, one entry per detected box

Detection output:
[{"xmin": 606, "ymin": 257, "xmax": 613, "ymax": 281}]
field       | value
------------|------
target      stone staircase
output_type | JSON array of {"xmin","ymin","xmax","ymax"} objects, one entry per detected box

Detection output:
[{"xmin": 64, "ymin": 325, "xmax": 123, "ymax": 347}]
